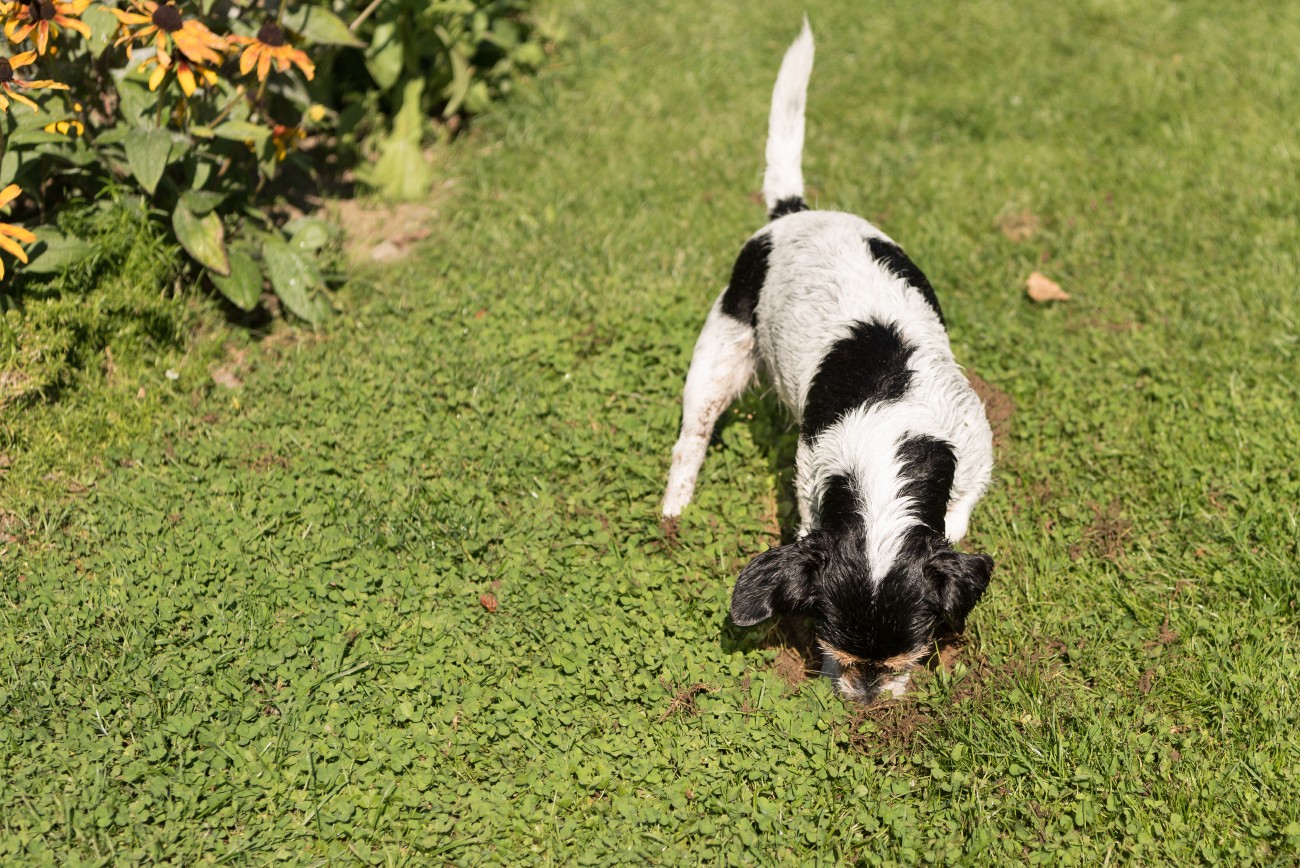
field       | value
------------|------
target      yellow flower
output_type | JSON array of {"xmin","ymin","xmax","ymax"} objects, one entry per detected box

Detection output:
[
  {"xmin": 1, "ymin": 0, "xmax": 91, "ymax": 55},
  {"xmin": 0, "ymin": 184, "xmax": 36, "ymax": 281},
  {"xmin": 43, "ymin": 115, "xmax": 81, "ymax": 134},
  {"xmin": 136, "ymin": 48, "xmax": 216, "ymax": 96},
  {"xmin": 229, "ymin": 22, "xmax": 313, "ymax": 82},
  {"xmin": 0, "ymin": 49, "xmax": 69, "ymax": 112},
  {"xmin": 270, "ymin": 123, "xmax": 305, "ymax": 160},
  {"xmin": 111, "ymin": 1, "xmax": 226, "ymax": 67}
]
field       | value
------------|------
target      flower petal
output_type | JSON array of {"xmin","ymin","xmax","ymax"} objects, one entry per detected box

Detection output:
[
  {"xmin": 0, "ymin": 184, "xmax": 21, "ymax": 208},
  {"xmin": 0, "ymin": 223, "xmax": 37, "ymax": 244},
  {"xmin": 58, "ymin": 17, "xmax": 92, "ymax": 39},
  {"xmin": 148, "ymin": 62, "xmax": 167, "ymax": 92},
  {"xmin": 10, "ymin": 50, "xmax": 36, "ymax": 69},
  {"xmin": 0, "ymin": 231, "xmax": 29, "ymax": 263},
  {"xmin": 238, "ymin": 44, "xmax": 258, "ymax": 76},
  {"xmin": 8, "ymin": 89, "xmax": 39, "ymax": 112},
  {"xmin": 176, "ymin": 63, "xmax": 196, "ymax": 96}
]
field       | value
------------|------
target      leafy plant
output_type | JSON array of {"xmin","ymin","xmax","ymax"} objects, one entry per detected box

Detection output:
[{"xmin": 0, "ymin": 0, "xmax": 557, "ymax": 319}]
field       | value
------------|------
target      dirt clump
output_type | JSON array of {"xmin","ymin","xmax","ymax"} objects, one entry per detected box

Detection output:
[
  {"xmin": 997, "ymin": 210, "xmax": 1041, "ymax": 243},
  {"xmin": 1069, "ymin": 500, "xmax": 1132, "ymax": 561},
  {"xmin": 966, "ymin": 371, "xmax": 1015, "ymax": 453},
  {"xmin": 658, "ymin": 680, "xmax": 716, "ymax": 722}
]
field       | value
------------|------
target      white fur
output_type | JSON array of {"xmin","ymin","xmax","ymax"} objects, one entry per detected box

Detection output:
[
  {"xmin": 763, "ymin": 18, "xmax": 814, "ymax": 212},
  {"xmin": 662, "ymin": 301, "xmax": 755, "ymax": 518}
]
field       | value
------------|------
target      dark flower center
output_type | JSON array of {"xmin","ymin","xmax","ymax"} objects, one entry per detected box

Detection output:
[
  {"xmin": 28, "ymin": 0, "xmax": 57, "ymax": 22},
  {"xmin": 256, "ymin": 22, "xmax": 285, "ymax": 47},
  {"xmin": 152, "ymin": 4, "xmax": 183, "ymax": 33},
  {"xmin": 0, "ymin": 59, "xmax": 12, "ymax": 84}
]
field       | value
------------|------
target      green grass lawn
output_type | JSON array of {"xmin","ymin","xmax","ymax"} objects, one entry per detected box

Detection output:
[{"xmin": 3, "ymin": 0, "xmax": 1300, "ymax": 862}]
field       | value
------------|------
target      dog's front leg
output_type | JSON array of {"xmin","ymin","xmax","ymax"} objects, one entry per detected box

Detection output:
[{"xmin": 661, "ymin": 299, "xmax": 756, "ymax": 518}]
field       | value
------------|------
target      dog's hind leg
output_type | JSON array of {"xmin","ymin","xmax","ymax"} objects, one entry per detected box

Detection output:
[{"xmin": 661, "ymin": 298, "xmax": 757, "ymax": 518}]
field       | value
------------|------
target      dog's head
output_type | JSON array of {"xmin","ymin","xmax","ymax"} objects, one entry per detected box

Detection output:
[{"xmin": 729, "ymin": 528, "xmax": 992, "ymax": 701}]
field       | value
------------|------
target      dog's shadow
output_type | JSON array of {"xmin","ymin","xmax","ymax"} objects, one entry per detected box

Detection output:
[{"xmin": 714, "ymin": 389, "xmax": 824, "ymax": 674}]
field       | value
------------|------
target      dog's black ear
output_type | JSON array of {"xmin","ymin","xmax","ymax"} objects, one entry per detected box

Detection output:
[
  {"xmin": 729, "ymin": 536, "xmax": 824, "ymax": 627},
  {"xmin": 925, "ymin": 549, "xmax": 993, "ymax": 633}
]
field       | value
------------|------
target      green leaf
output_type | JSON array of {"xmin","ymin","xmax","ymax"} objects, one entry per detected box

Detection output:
[
  {"xmin": 358, "ymin": 78, "xmax": 431, "ymax": 200},
  {"xmin": 179, "ymin": 189, "xmax": 226, "ymax": 216},
  {"xmin": 435, "ymin": 26, "xmax": 472, "ymax": 116},
  {"xmin": 365, "ymin": 20, "xmax": 405, "ymax": 91},
  {"xmin": 82, "ymin": 4, "xmax": 120, "ymax": 58},
  {"xmin": 286, "ymin": 218, "xmax": 338, "ymax": 254},
  {"xmin": 283, "ymin": 6, "xmax": 365, "ymax": 48},
  {"xmin": 21, "ymin": 230, "xmax": 94, "ymax": 275},
  {"xmin": 4, "ymin": 129, "xmax": 69, "ymax": 147},
  {"xmin": 115, "ymin": 77, "xmax": 156, "ymax": 128},
  {"xmin": 0, "ymin": 151, "xmax": 20, "ymax": 187},
  {"xmin": 262, "ymin": 236, "xmax": 330, "ymax": 325},
  {"xmin": 124, "ymin": 128, "xmax": 173, "ymax": 196},
  {"xmin": 172, "ymin": 201, "xmax": 230, "ymax": 276},
  {"xmin": 209, "ymin": 246, "xmax": 262, "ymax": 311},
  {"xmin": 213, "ymin": 121, "xmax": 271, "ymax": 144}
]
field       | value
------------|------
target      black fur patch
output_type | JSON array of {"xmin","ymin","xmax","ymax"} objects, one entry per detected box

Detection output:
[
  {"xmin": 814, "ymin": 527, "xmax": 932, "ymax": 662},
  {"xmin": 895, "ymin": 435, "xmax": 957, "ymax": 533},
  {"xmin": 768, "ymin": 196, "xmax": 808, "ymax": 220},
  {"xmin": 816, "ymin": 474, "xmax": 859, "ymax": 533},
  {"xmin": 720, "ymin": 234, "xmax": 772, "ymax": 327},
  {"xmin": 801, "ymin": 320, "xmax": 914, "ymax": 443},
  {"xmin": 866, "ymin": 237, "xmax": 946, "ymax": 326}
]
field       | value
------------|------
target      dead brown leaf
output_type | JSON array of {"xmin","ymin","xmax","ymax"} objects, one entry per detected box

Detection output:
[
  {"xmin": 479, "ymin": 593, "xmax": 498, "ymax": 613},
  {"xmin": 1026, "ymin": 271, "xmax": 1070, "ymax": 302}
]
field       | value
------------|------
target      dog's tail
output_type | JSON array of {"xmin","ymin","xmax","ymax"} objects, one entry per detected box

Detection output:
[{"xmin": 763, "ymin": 18, "xmax": 814, "ymax": 221}]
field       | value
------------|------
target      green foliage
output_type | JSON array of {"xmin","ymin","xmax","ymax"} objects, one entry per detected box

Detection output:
[{"xmin": 3, "ymin": 0, "xmax": 1299, "ymax": 864}]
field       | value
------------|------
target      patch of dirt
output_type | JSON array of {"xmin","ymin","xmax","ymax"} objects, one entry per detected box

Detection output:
[
  {"xmin": 210, "ymin": 344, "xmax": 252, "ymax": 390},
  {"xmin": 0, "ymin": 369, "xmax": 35, "ymax": 409},
  {"xmin": 327, "ymin": 192, "xmax": 447, "ymax": 263},
  {"xmin": 242, "ymin": 446, "xmax": 291, "ymax": 473},
  {"xmin": 966, "ymin": 371, "xmax": 1015, "ymax": 453},
  {"xmin": 759, "ymin": 615, "xmax": 821, "ymax": 690},
  {"xmin": 658, "ymin": 515, "xmax": 680, "ymax": 546},
  {"xmin": 0, "ymin": 509, "xmax": 23, "ymax": 544},
  {"xmin": 1068, "ymin": 500, "xmax": 1132, "ymax": 562},
  {"xmin": 772, "ymin": 648, "xmax": 809, "ymax": 688},
  {"xmin": 844, "ymin": 636, "xmax": 1068, "ymax": 755},
  {"xmin": 657, "ymin": 679, "xmax": 716, "ymax": 722},
  {"xmin": 996, "ymin": 210, "xmax": 1041, "ymax": 243}
]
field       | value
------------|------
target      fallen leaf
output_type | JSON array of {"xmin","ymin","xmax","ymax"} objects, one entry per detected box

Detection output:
[
  {"xmin": 1026, "ymin": 271, "xmax": 1070, "ymax": 302},
  {"xmin": 480, "ymin": 593, "xmax": 498, "ymax": 613}
]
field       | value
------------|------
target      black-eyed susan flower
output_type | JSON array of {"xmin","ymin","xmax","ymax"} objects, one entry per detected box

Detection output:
[
  {"xmin": 111, "ymin": 0, "xmax": 226, "ymax": 67},
  {"xmin": 0, "ymin": 49, "xmax": 69, "ymax": 112},
  {"xmin": 229, "ymin": 22, "xmax": 313, "ymax": 82},
  {"xmin": 136, "ymin": 47, "xmax": 216, "ymax": 96},
  {"xmin": 0, "ymin": 184, "xmax": 36, "ymax": 281},
  {"xmin": 1, "ymin": 0, "xmax": 91, "ymax": 55}
]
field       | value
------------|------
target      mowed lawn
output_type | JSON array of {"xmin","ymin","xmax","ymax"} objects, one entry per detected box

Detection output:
[{"xmin": 3, "ymin": 0, "xmax": 1299, "ymax": 863}]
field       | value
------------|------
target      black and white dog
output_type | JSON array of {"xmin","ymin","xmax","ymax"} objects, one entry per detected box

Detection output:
[{"xmin": 661, "ymin": 21, "xmax": 995, "ymax": 701}]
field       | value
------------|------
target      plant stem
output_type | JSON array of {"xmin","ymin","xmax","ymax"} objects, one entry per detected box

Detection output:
[{"xmin": 349, "ymin": 0, "xmax": 384, "ymax": 32}]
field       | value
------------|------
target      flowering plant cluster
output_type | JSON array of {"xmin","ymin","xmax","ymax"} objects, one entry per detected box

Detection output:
[{"xmin": 0, "ymin": 0, "xmax": 554, "ymax": 322}]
